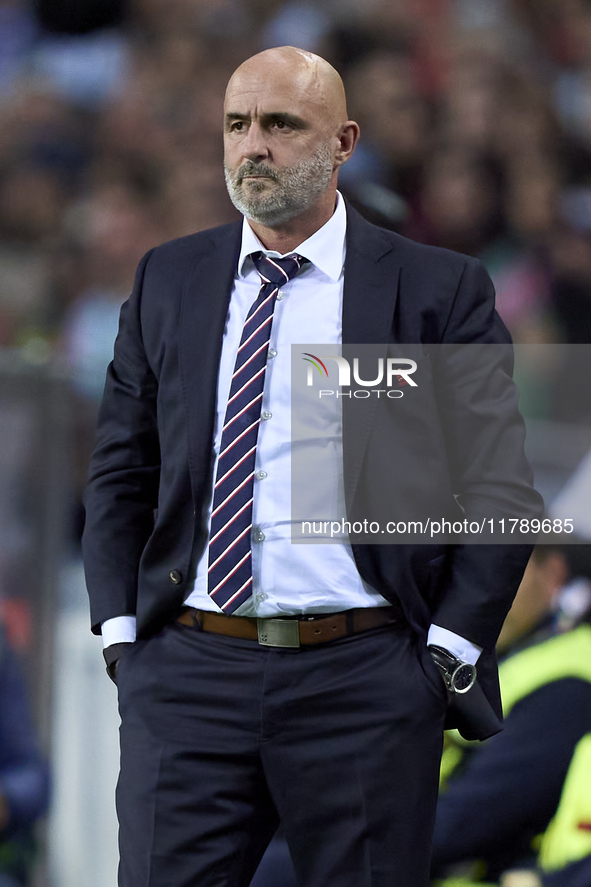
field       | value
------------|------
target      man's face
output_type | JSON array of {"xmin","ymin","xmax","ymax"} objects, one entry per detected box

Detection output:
[{"xmin": 223, "ymin": 64, "xmax": 337, "ymax": 226}]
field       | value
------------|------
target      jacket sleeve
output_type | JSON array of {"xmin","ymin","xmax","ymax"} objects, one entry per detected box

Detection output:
[
  {"xmin": 432, "ymin": 257, "xmax": 544, "ymax": 650},
  {"xmin": 82, "ymin": 249, "xmax": 161, "ymax": 634}
]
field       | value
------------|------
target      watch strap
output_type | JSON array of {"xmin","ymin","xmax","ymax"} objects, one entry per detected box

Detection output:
[{"xmin": 428, "ymin": 645, "xmax": 477, "ymax": 694}]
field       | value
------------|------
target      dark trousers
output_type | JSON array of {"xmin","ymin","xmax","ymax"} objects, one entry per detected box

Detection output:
[{"xmin": 116, "ymin": 618, "xmax": 448, "ymax": 887}]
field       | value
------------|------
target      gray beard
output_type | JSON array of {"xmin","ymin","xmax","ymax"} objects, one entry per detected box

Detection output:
[{"xmin": 224, "ymin": 143, "xmax": 334, "ymax": 227}]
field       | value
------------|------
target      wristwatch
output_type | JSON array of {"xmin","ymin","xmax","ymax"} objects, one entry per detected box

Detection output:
[{"xmin": 427, "ymin": 645, "xmax": 477, "ymax": 694}]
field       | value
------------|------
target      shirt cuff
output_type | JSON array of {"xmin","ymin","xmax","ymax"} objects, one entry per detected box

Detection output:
[
  {"xmin": 101, "ymin": 616, "xmax": 137, "ymax": 648},
  {"xmin": 427, "ymin": 624, "xmax": 482, "ymax": 665}
]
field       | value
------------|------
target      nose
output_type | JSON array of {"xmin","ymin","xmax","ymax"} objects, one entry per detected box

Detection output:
[{"xmin": 241, "ymin": 122, "xmax": 270, "ymax": 162}]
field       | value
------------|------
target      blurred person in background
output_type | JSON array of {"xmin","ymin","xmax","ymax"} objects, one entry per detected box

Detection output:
[
  {"xmin": 345, "ymin": 50, "xmax": 432, "ymax": 204},
  {"xmin": 431, "ymin": 544, "xmax": 591, "ymax": 886},
  {"xmin": 0, "ymin": 623, "xmax": 49, "ymax": 887},
  {"xmin": 61, "ymin": 179, "xmax": 165, "ymax": 402},
  {"xmin": 405, "ymin": 145, "xmax": 504, "ymax": 258},
  {"xmin": 56, "ymin": 176, "xmax": 166, "ymax": 542}
]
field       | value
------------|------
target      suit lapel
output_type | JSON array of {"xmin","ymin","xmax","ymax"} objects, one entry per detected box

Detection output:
[
  {"xmin": 342, "ymin": 205, "xmax": 400, "ymax": 345},
  {"xmin": 342, "ymin": 206, "xmax": 402, "ymax": 510},
  {"xmin": 179, "ymin": 221, "xmax": 242, "ymax": 497}
]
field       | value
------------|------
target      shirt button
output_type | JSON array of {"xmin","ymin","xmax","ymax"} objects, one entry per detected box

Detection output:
[
  {"xmin": 252, "ymin": 527, "xmax": 265, "ymax": 542},
  {"xmin": 256, "ymin": 470, "xmax": 267, "ymax": 480},
  {"xmin": 257, "ymin": 592, "xmax": 268, "ymax": 602},
  {"xmin": 261, "ymin": 410, "xmax": 272, "ymax": 420},
  {"xmin": 268, "ymin": 349, "xmax": 277, "ymax": 359},
  {"xmin": 276, "ymin": 291, "xmax": 285, "ymax": 301}
]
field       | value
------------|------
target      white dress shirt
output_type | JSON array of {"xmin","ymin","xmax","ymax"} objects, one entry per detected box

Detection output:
[{"xmin": 102, "ymin": 194, "xmax": 481, "ymax": 665}]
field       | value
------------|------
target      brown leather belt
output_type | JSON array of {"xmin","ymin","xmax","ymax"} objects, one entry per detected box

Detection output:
[{"xmin": 176, "ymin": 606, "xmax": 399, "ymax": 648}]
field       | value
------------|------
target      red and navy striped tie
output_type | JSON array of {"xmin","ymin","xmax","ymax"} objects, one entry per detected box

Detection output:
[{"xmin": 207, "ymin": 251, "xmax": 306, "ymax": 613}]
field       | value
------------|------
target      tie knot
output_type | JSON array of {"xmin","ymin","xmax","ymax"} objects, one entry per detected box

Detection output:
[{"xmin": 251, "ymin": 251, "xmax": 306, "ymax": 286}]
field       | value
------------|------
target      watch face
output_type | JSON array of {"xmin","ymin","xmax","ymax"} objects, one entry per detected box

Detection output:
[{"xmin": 451, "ymin": 663, "xmax": 477, "ymax": 694}]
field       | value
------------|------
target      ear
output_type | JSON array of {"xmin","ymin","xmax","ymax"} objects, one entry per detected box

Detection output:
[{"xmin": 334, "ymin": 120, "xmax": 360, "ymax": 168}]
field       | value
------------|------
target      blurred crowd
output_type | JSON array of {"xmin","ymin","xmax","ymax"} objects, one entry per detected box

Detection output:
[
  {"xmin": 1, "ymin": 0, "xmax": 591, "ymax": 381},
  {"xmin": 2, "ymin": 1, "xmax": 591, "ymax": 885}
]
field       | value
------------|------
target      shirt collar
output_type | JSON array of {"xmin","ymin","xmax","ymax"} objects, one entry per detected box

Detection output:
[{"xmin": 237, "ymin": 191, "xmax": 346, "ymax": 283}]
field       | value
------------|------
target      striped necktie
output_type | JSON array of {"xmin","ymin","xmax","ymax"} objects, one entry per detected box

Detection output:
[{"xmin": 207, "ymin": 251, "xmax": 306, "ymax": 613}]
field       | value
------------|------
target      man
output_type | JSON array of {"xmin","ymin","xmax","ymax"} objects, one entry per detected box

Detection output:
[{"xmin": 83, "ymin": 47, "xmax": 541, "ymax": 887}]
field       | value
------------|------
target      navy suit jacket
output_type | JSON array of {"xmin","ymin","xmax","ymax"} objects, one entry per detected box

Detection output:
[{"xmin": 82, "ymin": 204, "xmax": 542, "ymax": 739}]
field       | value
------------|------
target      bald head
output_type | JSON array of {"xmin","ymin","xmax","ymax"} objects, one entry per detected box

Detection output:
[
  {"xmin": 226, "ymin": 47, "xmax": 349, "ymax": 131},
  {"xmin": 222, "ymin": 46, "xmax": 359, "ymax": 244}
]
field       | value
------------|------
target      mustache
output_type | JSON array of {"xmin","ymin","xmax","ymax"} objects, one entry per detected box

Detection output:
[{"xmin": 236, "ymin": 162, "xmax": 279, "ymax": 182}]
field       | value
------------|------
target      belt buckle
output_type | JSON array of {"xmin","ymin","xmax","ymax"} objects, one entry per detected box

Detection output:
[{"xmin": 257, "ymin": 618, "xmax": 300, "ymax": 648}]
